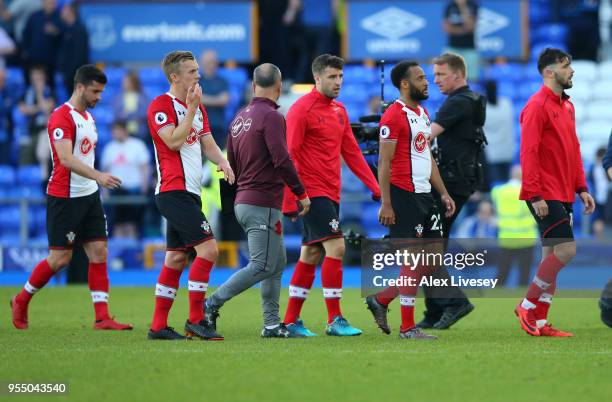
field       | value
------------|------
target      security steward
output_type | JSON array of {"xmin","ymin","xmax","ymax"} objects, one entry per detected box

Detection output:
[{"xmin": 421, "ymin": 52, "xmax": 486, "ymax": 329}]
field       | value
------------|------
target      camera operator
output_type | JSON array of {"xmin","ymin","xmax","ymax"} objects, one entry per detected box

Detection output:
[{"xmin": 420, "ymin": 52, "xmax": 485, "ymax": 329}]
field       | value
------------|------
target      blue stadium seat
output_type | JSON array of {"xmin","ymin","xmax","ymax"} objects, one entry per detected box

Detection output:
[
  {"xmin": 361, "ymin": 203, "xmax": 380, "ymax": 231},
  {"xmin": 338, "ymin": 83, "xmax": 369, "ymax": 104},
  {"xmin": 94, "ymin": 105, "xmax": 114, "ymax": 125},
  {"xmin": 139, "ymin": 67, "xmax": 167, "ymax": 86},
  {"xmin": 143, "ymin": 84, "xmax": 166, "ymax": 99},
  {"xmin": 100, "ymin": 85, "xmax": 119, "ymax": 104},
  {"xmin": 218, "ymin": 67, "xmax": 248, "ymax": 88},
  {"xmin": 528, "ymin": 0, "xmax": 551, "ymax": 25},
  {"xmin": 0, "ymin": 205, "xmax": 21, "ymax": 231},
  {"xmin": 17, "ymin": 165, "xmax": 41, "ymax": 186},
  {"xmin": 343, "ymin": 65, "xmax": 376, "ymax": 85},
  {"xmin": 533, "ymin": 23, "xmax": 569, "ymax": 45},
  {"xmin": 103, "ymin": 67, "xmax": 127, "ymax": 87},
  {"xmin": 518, "ymin": 81, "xmax": 542, "ymax": 100},
  {"xmin": 497, "ymin": 80, "xmax": 517, "ymax": 100},
  {"xmin": 0, "ymin": 165, "xmax": 15, "ymax": 186}
]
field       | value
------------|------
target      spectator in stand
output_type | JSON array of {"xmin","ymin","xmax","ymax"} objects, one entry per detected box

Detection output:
[
  {"xmin": 112, "ymin": 71, "xmax": 149, "ymax": 141},
  {"xmin": 443, "ymin": 0, "xmax": 480, "ymax": 82},
  {"xmin": 0, "ymin": 25, "xmax": 15, "ymax": 68},
  {"xmin": 483, "ymin": 79, "xmax": 514, "ymax": 186},
  {"xmin": 0, "ymin": 66, "xmax": 16, "ymax": 165},
  {"xmin": 56, "ymin": 2, "xmax": 88, "ymax": 96},
  {"xmin": 590, "ymin": 147, "xmax": 609, "ymax": 238},
  {"xmin": 456, "ymin": 199, "xmax": 497, "ymax": 238},
  {"xmin": 21, "ymin": 0, "xmax": 62, "ymax": 87},
  {"xmin": 0, "ymin": 0, "xmax": 42, "ymax": 43},
  {"xmin": 101, "ymin": 121, "xmax": 151, "ymax": 239},
  {"xmin": 199, "ymin": 49, "xmax": 230, "ymax": 147},
  {"xmin": 18, "ymin": 65, "xmax": 55, "ymax": 169}
]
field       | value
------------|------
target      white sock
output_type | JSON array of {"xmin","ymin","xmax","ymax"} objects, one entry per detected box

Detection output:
[
  {"xmin": 536, "ymin": 319, "xmax": 547, "ymax": 329},
  {"xmin": 521, "ymin": 298, "xmax": 537, "ymax": 309}
]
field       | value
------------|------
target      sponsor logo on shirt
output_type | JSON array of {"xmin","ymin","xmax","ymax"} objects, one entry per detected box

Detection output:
[
  {"xmin": 80, "ymin": 137, "xmax": 93, "ymax": 155},
  {"xmin": 185, "ymin": 127, "xmax": 204, "ymax": 145},
  {"xmin": 414, "ymin": 132, "xmax": 427, "ymax": 153}
]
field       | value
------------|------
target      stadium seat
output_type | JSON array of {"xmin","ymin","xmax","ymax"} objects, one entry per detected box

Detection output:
[
  {"xmin": 565, "ymin": 84, "xmax": 591, "ymax": 102},
  {"xmin": 572, "ymin": 100, "xmax": 587, "ymax": 123},
  {"xmin": 571, "ymin": 60, "xmax": 598, "ymax": 82},
  {"xmin": 218, "ymin": 67, "xmax": 248, "ymax": 88},
  {"xmin": 590, "ymin": 80, "xmax": 612, "ymax": 101},
  {"xmin": 497, "ymin": 80, "xmax": 517, "ymax": 100},
  {"xmin": 143, "ymin": 84, "xmax": 166, "ymax": 99},
  {"xmin": 94, "ymin": 105, "xmax": 114, "ymax": 125},
  {"xmin": 584, "ymin": 101, "xmax": 612, "ymax": 122},
  {"xmin": 522, "ymin": 62, "xmax": 541, "ymax": 81},
  {"xmin": 518, "ymin": 81, "xmax": 542, "ymax": 100},
  {"xmin": 597, "ymin": 60, "xmax": 612, "ymax": 80},
  {"xmin": 528, "ymin": 0, "xmax": 551, "ymax": 25},
  {"xmin": 16, "ymin": 165, "xmax": 41, "ymax": 186},
  {"xmin": 580, "ymin": 138, "xmax": 608, "ymax": 163},
  {"xmin": 361, "ymin": 203, "xmax": 380, "ymax": 232},
  {"xmin": 484, "ymin": 63, "xmax": 523, "ymax": 82},
  {"xmin": 0, "ymin": 205, "xmax": 21, "ymax": 231},
  {"xmin": 0, "ymin": 165, "xmax": 15, "ymax": 186},
  {"xmin": 103, "ymin": 66, "xmax": 127, "ymax": 87},
  {"xmin": 578, "ymin": 120, "xmax": 611, "ymax": 142},
  {"xmin": 139, "ymin": 67, "xmax": 167, "ymax": 86},
  {"xmin": 343, "ymin": 65, "xmax": 376, "ymax": 85},
  {"xmin": 532, "ymin": 23, "xmax": 569, "ymax": 45}
]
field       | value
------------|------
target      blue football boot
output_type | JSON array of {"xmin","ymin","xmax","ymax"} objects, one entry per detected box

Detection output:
[
  {"xmin": 325, "ymin": 316, "xmax": 362, "ymax": 336},
  {"xmin": 286, "ymin": 318, "xmax": 317, "ymax": 337}
]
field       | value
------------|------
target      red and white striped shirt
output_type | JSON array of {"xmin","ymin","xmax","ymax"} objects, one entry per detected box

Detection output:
[
  {"xmin": 147, "ymin": 93, "xmax": 211, "ymax": 195},
  {"xmin": 379, "ymin": 100, "xmax": 432, "ymax": 193},
  {"xmin": 47, "ymin": 102, "xmax": 99, "ymax": 198}
]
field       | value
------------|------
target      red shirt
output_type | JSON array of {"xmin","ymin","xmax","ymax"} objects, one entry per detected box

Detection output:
[
  {"xmin": 519, "ymin": 85, "xmax": 588, "ymax": 202},
  {"xmin": 147, "ymin": 93, "xmax": 211, "ymax": 196},
  {"xmin": 282, "ymin": 88, "xmax": 380, "ymax": 214},
  {"xmin": 379, "ymin": 100, "xmax": 432, "ymax": 193}
]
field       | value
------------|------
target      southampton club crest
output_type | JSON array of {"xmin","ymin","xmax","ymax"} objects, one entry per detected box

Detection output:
[
  {"xmin": 414, "ymin": 224, "xmax": 424, "ymax": 238},
  {"xmin": 201, "ymin": 220, "xmax": 211, "ymax": 234},
  {"xmin": 329, "ymin": 219, "xmax": 340, "ymax": 233},
  {"xmin": 66, "ymin": 231, "xmax": 76, "ymax": 244}
]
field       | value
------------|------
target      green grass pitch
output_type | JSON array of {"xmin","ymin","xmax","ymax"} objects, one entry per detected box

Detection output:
[{"xmin": 1, "ymin": 286, "xmax": 611, "ymax": 402}]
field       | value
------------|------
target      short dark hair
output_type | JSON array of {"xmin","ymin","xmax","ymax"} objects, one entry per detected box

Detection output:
[
  {"xmin": 391, "ymin": 61, "xmax": 419, "ymax": 89},
  {"xmin": 74, "ymin": 64, "xmax": 107, "ymax": 87},
  {"xmin": 162, "ymin": 50, "xmax": 195, "ymax": 83},
  {"xmin": 311, "ymin": 54, "xmax": 344, "ymax": 76},
  {"xmin": 537, "ymin": 48, "xmax": 572, "ymax": 74},
  {"xmin": 433, "ymin": 52, "xmax": 466, "ymax": 77},
  {"xmin": 112, "ymin": 120, "xmax": 127, "ymax": 130},
  {"xmin": 253, "ymin": 63, "xmax": 281, "ymax": 88}
]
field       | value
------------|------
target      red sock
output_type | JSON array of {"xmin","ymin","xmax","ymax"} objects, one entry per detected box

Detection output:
[
  {"xmin": 151, "ymin": 266, "xmax": 182, "ymax": 331},
  {"xmin": 16, "ymin": 259, "xmax": 55, "ymax": 304},
  {"xmin": 376, "ymin": 286, "xmax": 399, "ymax": 306},
  {"xmin": 321, "ymin": 256, "xmax": 343, "ymax": 323},
  {"xmin": 284, "ymin": 260, "xmax": 316, "ymax": 324},
  {"xmin": 398, "ymin": 265, "xmax": 421, "ymax": 332},
  {"xmin": 88, "ymin": 262, "xmax": 110, "ymax": 321},
  {"xmin": 188, "ymin": 257, "xmax": 213, "ymax": 323},
  {"xmin": 526, "ymin": 254, "xmax": 565, "ymax": 304}
]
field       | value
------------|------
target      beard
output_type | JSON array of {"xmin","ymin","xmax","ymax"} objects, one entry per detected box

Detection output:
[
  {"xmin": 410, "ymin": 85, "xmax": 429, "ymax": 101},
  {"xmin": 554, "ymin": 72, "xmax": 572, "ymax": 89}
]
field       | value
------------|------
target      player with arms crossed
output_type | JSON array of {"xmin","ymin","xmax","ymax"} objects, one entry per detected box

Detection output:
[
  {"xmin": 10, "ymin": 65, "xmax": 132, "ymax": 331},
  {"xmin": 364, "ymin": 61, "xmax": 455, "ymax": 339},
  {"xmin": 147, "ymin": 51, "xmax": 234, "ymax": 340},
  {"xmin": 515, "ymin": 48, "xmax": 595, "ymax": 337},
  {"xmin": 282, "ymin": 54, "xmax": 381, "ymax": 337}
]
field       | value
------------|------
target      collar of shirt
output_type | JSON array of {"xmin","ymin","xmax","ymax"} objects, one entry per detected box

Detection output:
[
  {"xmin": 539, "ymin": 84, "xmax": 570, "ymax": 104},
  {"xmin": 250, "ymin": 96, "xmax": 280, "ymax": 109},
  {"xmin": 449, "ymin": 85, "xmax": 470, "ymax": 97},
  {"xmin": 310, "ymin": 87, "xmax": 334, "ymax": 105}
]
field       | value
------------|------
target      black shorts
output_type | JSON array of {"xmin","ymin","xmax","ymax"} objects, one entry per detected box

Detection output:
[
  {"xmin": 302, "ymin": 197, "xmax": 343, "ymax": 245},
  {"xmin": 47, "ymin": 190, "xmax": 108, "ymax": 249},
  {"xmin": 526, "ymin": 200, "xmax": 574, "ymax": 246},
  {"xmin": 389, "ymin": 185, "xmax": 443, "ymax": 239},
  {"xmin": 155, "ymin": 190, "xmax": 214, "ymax": 251}
]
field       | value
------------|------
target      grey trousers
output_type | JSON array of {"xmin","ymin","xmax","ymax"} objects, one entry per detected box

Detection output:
[{"xmin": 208, "ymin": 204, "xmax": 286, "ymax": 327}]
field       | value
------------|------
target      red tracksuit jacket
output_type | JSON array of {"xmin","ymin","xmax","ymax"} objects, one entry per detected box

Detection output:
[
  {"xmin": 282, "ymin": 88, "xmax": 380, "ymax": 214},
  {"xmin": 519, "ymin": 85, "xmax": 588, "ymax": 202}
]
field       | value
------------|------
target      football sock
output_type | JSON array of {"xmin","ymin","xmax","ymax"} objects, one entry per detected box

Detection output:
[
  {"xmin": 151, "ymin": 266, "xmax": 182, "ymax": 331},
  {"xmin": 321, "ymin": 256, "xmax": 343, "ymax": 324},
  {"xmin": 188, "ymin": 257, "xmax": 213, "ymax": 323},
  {"xmin": 16, "ymin": 259, "xmax": 55, "ymax": 305},
  {"xmin": 284, "ymin": 260, "xmax": 316, "ymax": 324}
]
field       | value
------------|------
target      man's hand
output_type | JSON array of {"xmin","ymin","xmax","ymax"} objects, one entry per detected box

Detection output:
[
  {"xmin": 441, "ymin": 193, "xmax": 456, "ymax": 218},
  {"xmin": 579, "ymin": 191, "xmax": 595, "ymax": 215},
  {"xmin": 378, "ymin": 202, "xmax": 395, "ymax": 226},
  {"xmin": 96, "ymin": 172, "xmax": 122, "ymax": 189},
  {"xmin": 298, "ymin": 196, "xmax": 311, "ymax": 217},
  {"xmin": 531, "ymin": 199, "xmax": 548, "ymax": 219},
  {"xmin": 607, "ymin": 167, "xmax": 612, "ymax": 181},
  {"xmin": 217, "ymin": 159, "xmax": 235, "ymax": 185},
  {"xmin": 186, "ymin": 84, "xmax": 202, "ymax": 110}
]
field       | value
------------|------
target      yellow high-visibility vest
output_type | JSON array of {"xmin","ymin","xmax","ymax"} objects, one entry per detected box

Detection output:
[{"xmin": 491, "ymin": 180, "xmax": 537, "ymax": 249}]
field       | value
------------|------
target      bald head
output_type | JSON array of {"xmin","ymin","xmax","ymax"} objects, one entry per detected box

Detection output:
[{"xmin": 252, "ymin": 63, "xmax": 282, "ymax": 101}]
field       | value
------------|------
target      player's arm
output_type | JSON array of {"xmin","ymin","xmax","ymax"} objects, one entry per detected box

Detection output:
[
  {"xmin": 285, "ymin": 105, "xmax": 307, "ymax": 156},
  {"xmin": 201, "ymin": 134, "xmax": 235, "ymax": 185},
  {"xmin": 520, "ymin": 103, "xmax": 548, "ymax": 217},
  {"xmin": 429, "ymin": 152, "xmax": 456, "ymax": 217},
  {"xmin": 377, "ymin": 140, "xmax": 396, "ymax": 226},
  {"xmin": 157, "ymin": 84, "xmax": 201, "ymax": 151},
  {"xmin": 54, "ymin": 140, "xmax": 121, "ymax": 189}
]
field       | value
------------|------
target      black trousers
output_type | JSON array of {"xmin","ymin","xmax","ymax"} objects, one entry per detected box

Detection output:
[
  {"xmin": 497, "ymin": 246, "xmax": 535, "ymax": 287},
  {"xmin": 422, "ymin": 192, "xmax": 470, "ymax": 318}
]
